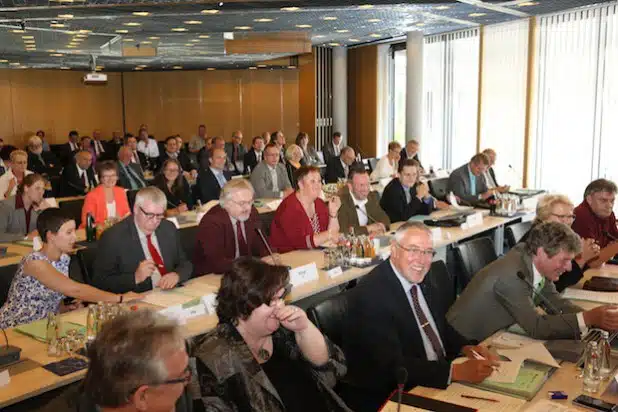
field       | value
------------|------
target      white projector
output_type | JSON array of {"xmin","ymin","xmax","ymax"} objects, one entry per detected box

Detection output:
[{"xmin": 82, "ymin": 72, "xmax": 108, "ymax": 85}]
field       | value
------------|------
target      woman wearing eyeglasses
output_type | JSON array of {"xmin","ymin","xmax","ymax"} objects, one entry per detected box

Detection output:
[
  {"xmin": 370, "ymin": 141, "xmax": 401, "ymax": 182},
  {"xmin": 80, "ymin": 161, "xmax": 130, "ymax": 228},
  {"xmin": 191, "ymin": 258, "xmax": 352, "ymax": 412},
  {"xmin": 519, "ymin": 194, "xmax": 600, "ymax": 291},
  {"xmin": 152, "ymin": 158, "xmax": 193, "ymax": 217},
  {"xmin": 0, "ymin": 150, "xmax": 33, "ymax": 200}
]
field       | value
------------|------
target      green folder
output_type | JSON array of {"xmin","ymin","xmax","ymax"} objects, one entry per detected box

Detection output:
[{"xmin": 14, "ymin": 319, "xmax": 86, "ymax": 343}]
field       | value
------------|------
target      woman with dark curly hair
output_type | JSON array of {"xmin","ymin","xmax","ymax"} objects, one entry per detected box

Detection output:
[{"xmin": 191, "ymin": 257, "xmax": 352, "ymax": 412}]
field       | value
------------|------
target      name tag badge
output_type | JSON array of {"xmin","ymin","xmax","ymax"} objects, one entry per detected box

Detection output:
[
  {"xmin": 289, "ymin": 262, "xmax": 319, "ymax": 287},
  {"xmin": 201, "ymin": 293, "xmax": 218, "ymax": 315},
  {"xmin": 326, "ymin": 266, "xmax": 344, "ymax": 279}
]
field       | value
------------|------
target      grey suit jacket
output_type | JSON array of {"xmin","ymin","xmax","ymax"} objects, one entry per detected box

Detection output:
[
  {"xmin": 447, "ymin": 244, "xmax": 583, "ymax": 342},
  {"xmin": 249, "ymin": 162, "xmax": 292, "ymax": 199},
  {"xmin": 0, "ymin": 196, "xmax": 40, "ymax": 242},
  {"xmin": 446, "ymin": 163, "xmax": 488, "ymax": 204},
  {"xmin": 91, "ymin": 215, "xmax": 192, "ymax": 293},
  {"xmin": 322, "ymin": 142, "xmax": 337, "ymax": 165}
]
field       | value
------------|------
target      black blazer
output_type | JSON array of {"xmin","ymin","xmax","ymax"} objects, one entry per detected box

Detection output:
[
  {"xmin": 400, "ymin": 150, "xmax": 424, "ymax": 171},
  {"xmin": 243, "ymin": 148, "xmax": 261, "ymax": 174},
  {"xmin": 159, "ymin": 151, "xmax": 196, "ymax": 173},
  {"xmin": 195, "ymin": 167, "xmax": 226, "ymax": 204},
  {"xmin": 380, "ymin": 178, "xmax": 432, "ymax": 223},
  {"xmin": 59, "ymin": 163, "xmax": 98, "ymax": 196},
  {"xmin": 91, "ymin": 215, "xmax": 192, "ymax": 293},
  {"xmin": 341, "ymin": 260, "xmax": 468, "ymax": 411},
  {"xmin": 325, "ymin": 159, "xmax": 360, "ymax": 184},
  {"xmin": 488, "ymin": 167, "xmax": 499, "ymax": 187},
  {"xmin": 154, "ymin": 177, "xmax": 194, "ymax": 210},
  {"xmin": 27, "ymin": 151, "xmax": 60, "ymax": 177},
  {"xmin": 108, "ymin": 139, "xmax": 124, "ymax": 160},
  {"xmin": 117, "ymin": 162, "xmax": 147, "ymax": 190},
  {"xmin": 285, "ymin": 161, "xmax": 300, "ymax": 190},
  {"xmin": 59, "ymin": 142, "xmax": 79, "ymax": 166}
]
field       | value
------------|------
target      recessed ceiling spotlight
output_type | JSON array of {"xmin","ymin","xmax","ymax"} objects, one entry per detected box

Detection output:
[
  {"xmin": 349, "ymin": 38, "xmax": 360, "ymax": 42},
  {"xmin": 50, "ymin": 23, "xmax": 65, "ymax": 28},
  {"xmin": 257, "ymin": 64, "xmax": 267, "ymax": 67},
  {"xmin": 288, "ymin": 65, "xmax": 297, "ymax": 69},
  {"xmin": 254, "ymin": 18, "xmax": 273, "ymax": 22},
  {"xmin": 67, "ymin": 45, "xmax": 78, "ymax": 48},
  {"xmin": 116, "ymin": 29, "xmax": 129, "ymax": 33},
  {"xmin": 469, "ymin": 12, "xmax": 487, "ymax": 17},
  {"xmin": 189, "ymin": 39, "xmax": 200, "ymax": 42},
  {"xmin": 137, "ymin": 64, "xmax": 147, "ymax": 68},
  {"xmin": 367, "ymin": 18, "xmax": 381, "ymax": 22},
  {"xmin": 12, "ymin": 29, "xmax": 25, "ymax": 33},
  {"xmin": 78, "ymin": 29, "xmax": 92, "ymax": 34},
  {"xmin": 60, "ymin": 66, "xmax": 71, "ymax": 70},
  {"xmin": 141, "ymin": 41, "xmax": 152, "ymax": 44},
  {"xmin": 0, "ymin": 59, "xmax": 8, "ymax": 63},
  {"xmin": 200, "ymin": 9, "xmax": 219, "ymax": 14},
  {"xmin": 358, "ymin": 4, "xmax": 374, "ymax": 9},
  {"xmin": 172, "ymin": 66, "xmax": 183, "ymax": 69},
  {"xmin": 124, "ymin": 22, "xmax": 141, "ymax": 26},
  {"xmin": 198, "ymin": 35, "xmax": 210, "ymax": 38},
  {"xmin": 50, "ymin": 53, "xmax": 64, "ymax": 56},
  {"xmin": 249, "ymin": 66, "xmax": 257, "ymax": 70},
  {"xmin": 58, "ymin": 14, "xmax": 74, "ymax": 18},
  {"xmin": 207, "ymin": 68, "xmax": 216, "ymax": 70},
  {"xmin": 336, "ymin": 29, "xmax": 349, "ymax": 33},
  {"xmin": 184, "ymin": 20, "xmax": 202, "ymax": 25},
  {"xmin": 235, "ymin": 26, "xmax": 252, "ymax": 30},
  {"xmin": 132, "ymin": 11, "xmax": 151, "ymax": 16},
  {"xmin": 328, "ymin": 42, "xmax": 341, "ymax": 46},
  {"xmin": 281, "ymin": 6, "xmax": 300, "ymax": 11},
  {"xmin": 518, "ymin": 1, "xmax": 539, "ymax": 5},
  {"xmin": 296, "ymin": 24, "xmax": 312, "ymax": 28},
  {"xmin": 369, "ymin": 33, "xmax": 381, "ymax": 38},
  {"xmin": 148, "ymin": 36, "xmax": 160, "ymax": 39},
  {"xmin": 434, "ymin": 5, "xmax": 450, "ymax": 10},
  {"xmin": 322, "ymin": 16, "xmax": 338, "ymax": 21},
  {"xmin": 171, "ymin": 27, "xmax": 188, "ymax": 32},
  {"xmin": 184, "ymin": 43, "xmax": 195, "ymax": 46}
]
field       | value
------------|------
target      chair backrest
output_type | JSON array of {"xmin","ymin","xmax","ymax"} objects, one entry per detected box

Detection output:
[
  {"xmin": 59, "ymin": 198, "xmax": 85, "ymax": 228},
  {"xmin": 76, "ymin": 246, "xmax": 98, "ymax": 285},
  {"xmin": 505, "ymin": 221, "xmax": 533, "ymax": 249},
  {"xmin": 307, "ymin": 291, "xmax": 349, "ymax": 348},
  {"xmin": 367, "ymin": 158, "xmax": 378, "ymax": 173},
  {"xmin": 179, "ymin": 225, "xmax": 199, "ymax": 261},
  {"xmin": 428, "ymin": 177, "xmax": 449, "ymax": 201},
  {"xmin": 259, "ymin": 211, "xmax": 275, "ymax": 238},
  {"xmin": 127, "ymin": 189, "xmax": 140, "ymax": 211},
  {"xmin": 454, "ymin": 237, "xmax": 498, "ymax": 291},
  {"xmin": 0, "ymin": 264, "xmax": 18, "ymax": 307},
  {"xmin": 429, "ymin": 259, "xmax": 457, "ymax": 308}
]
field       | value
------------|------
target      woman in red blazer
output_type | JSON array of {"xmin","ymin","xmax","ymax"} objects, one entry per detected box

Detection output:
[
  {"xmin": 269, "ymin": 166, "xmax": 341, "ymax": 253},
  {"xmin": 80, "ymin": 161, "xmax": 130, "ymax": 228}
]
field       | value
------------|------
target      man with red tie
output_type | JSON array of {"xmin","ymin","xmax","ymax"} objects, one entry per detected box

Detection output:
[
  {"xmin": 193, "ymin": 179, "xmax": 268, "ymax": 276},
  {"xmin": 91, "ymin": 187, "xmax": 192, "ymax": 293}
]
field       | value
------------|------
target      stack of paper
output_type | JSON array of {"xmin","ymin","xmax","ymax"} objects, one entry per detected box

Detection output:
[
  {"xmin": 561, "ymin": 288, "xmax": 618, "ymax": 304},
  {"xmin": 142, "ymin": 289, "xmax": 197, "ymax": 308},
  {"xmin": 434, "ymin": 383, "xmax": 526, "ymax": 412}
]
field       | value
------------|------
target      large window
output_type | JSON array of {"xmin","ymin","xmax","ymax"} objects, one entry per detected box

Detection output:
[{"xmin": 392, "ymin": 48, "xmax": 407, "ymax": 145}]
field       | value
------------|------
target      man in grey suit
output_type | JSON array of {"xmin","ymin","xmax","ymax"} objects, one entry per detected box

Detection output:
[
  {"xmin": 91, "ymin": 187, "xmax": 192, "ymax": 294},
  {"xmin": 447, "ymin": 222, "xmax": 618, "ymax": 342},
  {"xmin": 447, "ymin": 153, "xmax": 493, "ymax": 205},
  {"xmin": 224, "ymin": 130, "xmax": 247, "ymax": 175},
  {"xmin": 322, "ymin": 132, "xmax": 343, "ymax": 166},
  {"xmin": 250, "ymin": 143, "xmax": 293, "ymax": 199},
  {"xmin": 116, "ymin": 146, "xmax": 147, "ymax": 190}
]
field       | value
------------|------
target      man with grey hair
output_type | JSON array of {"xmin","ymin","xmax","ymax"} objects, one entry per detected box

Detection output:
[
  {"xmin": 448, "ymin": 221, "xmax": 618, "ymax": 342},
  {"xmin": 342, "ymin": 222, "xmax": 497, "ymax": 411},
  {"xmin": 92, "ymin": 186, "xmax": 192, "ymax": 293},
  {"xmin": 117, "ymin": 146, "xmax": 147, "ymax": 190},
  {"xmin": 38, "ymin": 309, "xmax": 191, "ymax": 412},
  {"xmin": 573, "ymin": 178, "xmax": 618, "ymax": 248},
  {"xmin": 193, "ymin": 179, "xmax": 268, "ymax": 276},
  {"xmin": 27, "ymin": 134, "xmax": 59, "ymax": 177},
  {"xmin": 325, "ymin": 146, "xmax": 357, "ymax": 183}
]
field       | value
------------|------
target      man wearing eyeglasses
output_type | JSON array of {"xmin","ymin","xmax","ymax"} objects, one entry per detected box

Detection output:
[
  {"xmin": 341, "ymin": 222, "xmax": 497, "ymax": 412},
  {"xmin": 193, "ymin": 179, "xmax": 269, "ymax": 276},
  {"xmin": 91, "ymin": 186, "xmax": 192, "ymax": 293},
  {"xmin": 37, "ymin": 309, "xmax": 192, "ymax": 412},
  {"xmin": 572, "ymin": 178, "xmax": 618, "ymax": 249}
]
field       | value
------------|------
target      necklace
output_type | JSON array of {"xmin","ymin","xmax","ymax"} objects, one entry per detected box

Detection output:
[{"xmin": 257, "ymin": 345, "xmax": 271, "ymax": 362}]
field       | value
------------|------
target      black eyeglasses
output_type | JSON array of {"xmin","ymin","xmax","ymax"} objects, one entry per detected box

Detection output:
[
  {"xmin": 139, "ymin": 206, "xmax": 165, "ymax": 220},
  {"xmin": 130, "ymin": 365, "xmax": 192, "ymax": 395},
  {"xmin": 269, "ymin": 283, "xmax": 293, "ymax": 306}
]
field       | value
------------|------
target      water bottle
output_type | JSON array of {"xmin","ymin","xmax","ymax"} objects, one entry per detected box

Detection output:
[
  {"xmin": 46, "ymin": 312, "xmax": 60, "ymax": 356},
  {"xmin": 599, "ymin": 331, "xmax": 613, "ymax": 379},
  {"xmin": 583, "ymin": 341, "xmax": 602, "ymax": 393},
  {"xmin": 86, "ymin": 304, "xmax": 98, "ymax": 345},
  {"xmin": 86, "ymin": 213, "xmax": 96, "ymax": 242}
]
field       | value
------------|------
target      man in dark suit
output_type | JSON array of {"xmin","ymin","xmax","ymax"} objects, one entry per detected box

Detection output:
[
  {"xmin": 193, "ymin": 179, "xmax": 268, "ymax": 276},
  {"xmin": 243, "ymin": 135, "xmax": 265, "ymax": 174},
  {"xmin": 270, "ymin": 130, "xmax": 286, "ymax": 164},
  {"xmin": 91, "ymin": 186, "xmax": 192, "ymax": 293},
  {"xmin": 117, "ymin": 146, "xmax": 147, "ymax": 190},
  {"xmin": 27, "ymin": 135, "xmax": 60, "ymax": 177},
  {"xmin": 126, "ymin": 135, "xmax": 148, "ymax": 172},
  {"xmin": 447, "ymin": 153, "xmax": 493, "ymax": 206},
  {"xmin": 338, "ymin": 165, "xmax": 390, "ymax": 235},
  {"xmin": 60, "ymin": 130, "xmax": 80, "ymax": 166},
  {"xmin": 325, "ymin": 146, "xmax": 356, "ymax": 184},
  {"xmin": 342, "ymin": 222, "xmax": 497, "ymax": 411},
  {"xmin": 400, "ymin": 139, "xmax": 424, "ymax": 171},
  {"xmin": 91, "ymin": 129, "xmax": 112, "ymax": 162},
  {"xmin": 109, "ymin": 131, "xmax": 125, "ymax": 159},
  {"xmin": 322, "ymin": 132, "xmax": 343, "ymax": 166},
  {"xmin": 195, "ymin": 147, "xmax": 229, "ymax": 204},
  {"xmin": 224, "ymin": 130, "xmax": 247, "ymax": 175},
  {"xmin": 59, "ymin": 150, "xmax": 98, "ymax": 196},
  {"xmin": 159, "ymin": 136, "xmax": 197, "ymax": 178}
]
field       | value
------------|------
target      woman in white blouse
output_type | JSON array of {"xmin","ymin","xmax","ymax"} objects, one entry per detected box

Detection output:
[
  {"xmin": 370, "ymin": 141, "xmax": 401, "ymax": 182},
  {"xmin": 0, "ymin": 150, "xmax": 33, "ymax": 200},
  {"xmin": 80, "ymin": 161, "xmax": 130, "ymax": 228}
]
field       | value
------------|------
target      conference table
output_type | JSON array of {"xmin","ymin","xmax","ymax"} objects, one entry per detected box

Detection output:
[{"xmin": 0, "ymin": 204, "xmax": 532, "ymax": 408}]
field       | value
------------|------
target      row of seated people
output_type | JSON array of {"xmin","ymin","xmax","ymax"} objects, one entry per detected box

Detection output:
[{"xmin": 1, "ymin": 166, "xmax": 617, "ymax": 410}]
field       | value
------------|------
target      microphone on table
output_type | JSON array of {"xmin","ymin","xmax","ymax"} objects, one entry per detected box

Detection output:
[
  {"xmin": 508, "ymin": 164, "xmax": 524, "ymax": 188},
  {"xmin": 516, "ymin": 271, "xmax": 579, "ymax": 340},
  {"xmin": 255, "ymin": 228, "xmax": 288, "ymax": 268},
  {"xmin": 396, "ymin": 367, "xmax": 408, "ymax": 412},
  {"xmin": 355, "ymin": 205, "xmax": 379, "ymax": 224},
  {"xmin": 603, "ymin": 230, "xmax": 618, "ymax": 242}
]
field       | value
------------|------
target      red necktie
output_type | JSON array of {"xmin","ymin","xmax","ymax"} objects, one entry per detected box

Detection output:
[
  {"xmin": 146, "ymin": 234, "xmax": 168, "ymax": 275},
  {"xmin": 236, "ymin": 220, "xmax": 248, "ymax": 256}
]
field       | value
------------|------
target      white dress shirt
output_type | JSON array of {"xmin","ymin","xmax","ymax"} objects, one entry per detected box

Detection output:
[
  {"xmin": 350, "ymin": 192, "xmax": 369, "ymax": 227},
  {"xmin": 69, "ymin": 141, "xmax": 78, "ymax": 151},
  {"xmin": 93, "ymin": 140, "xmax": 106, "ymax": 156},
  {"xmin": 267, "ymin": 165, "xmax": 280, "ymax": 193},
  {"xmin": 137, "ymin": 138, "xmax": 160, "ymax": 158},
  {"xmin": 77, "ymin": 166, "xmax": 98, "ymax": 189},
  {"xmin": 483, "ymin": 169, "xmax": 497, "ymax": 189},
  {"xmin": 106, "ymin": 201, "xmax": 117, "ymax": 219},
  {"xmin": 255, "ymin": 151, "xmax": 262, "ymax": 163},
  {"xmin": 0, "ymin": 169, "xmax": 34, "ymax": 200},
  {"xmin": 333, "ymin": 143, "xmax": 341, "ymax": 157},
  {"xmin": 135, "ymin": 223, "xmax": 164, "ymax": 289}
]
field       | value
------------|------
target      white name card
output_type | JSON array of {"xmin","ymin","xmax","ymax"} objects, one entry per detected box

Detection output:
[
  {"xmin": 434, "ymin": 169, "xmax": 449, "ymax": 178},
  {"xmin": 166, "ymin": 217, "xmax": 180, "ymax": 229},
  {"xmin": 465, "ymin": 212, "xmax": 484, "ymax": 228},
  {"xmin": 0, "ymin": 370, "xmax": 9, "ymax": 388},
  {"xmin": 430, "ymin": 227, "xmax": 442, "ymax": 240},
  {"xmin": 326, "ymin": 266, "xmax": 344, "ymax": 279},
  {"xmin": 201, "ymin": 293, "xmax": 217, "ymax": 315},
  {"xmin": 289, "ymin": 262, "xmax": 319, "ymax": 287}
]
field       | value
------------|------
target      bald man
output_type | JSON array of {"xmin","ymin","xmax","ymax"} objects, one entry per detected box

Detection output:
[
  {"xmin": 224, "ymin": 130, "xmax": 247, "ymax": 175},
  {"xmin": 60, "ymin": 150, "xmax": 98, "ymax": 196}
]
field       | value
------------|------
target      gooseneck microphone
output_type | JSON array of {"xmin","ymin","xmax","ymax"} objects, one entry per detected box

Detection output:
[
  {"xmin": 396, "ymin": 367, "xmax": 408, "ymax": 412},
  {"xmin": 516, "ymin": 271, "xmax": 579, "ymax": 340},
  {"xmin": 355, "ymin": 205, "xmax": 378, "ymax": 224},
  {"xmin": 255, "ymin": 228, "xmax": 284, "ymax": 267},
  {"xmin": 603, "ymin": 230, "xmax": 618, "ymax": 242}
]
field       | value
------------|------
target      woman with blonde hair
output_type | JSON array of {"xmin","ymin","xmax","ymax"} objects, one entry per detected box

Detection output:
[
  {"xmin": 0, "ymin": 150, "xmax": 33, "ymax": 200},
  {"xmin": 285, "ymin": 144, "xmax": 303, "ymax": 190}
]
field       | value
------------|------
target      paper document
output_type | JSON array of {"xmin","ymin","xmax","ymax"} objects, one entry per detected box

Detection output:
[
  {"xmin": 265, "ymin": 199, "xmax": 283, "ymax": 210},
  {"xmin": 142, "ymin": 289, "xmax": 196, "ymax": 308},
  {"xmin": 448, "ymin": 192, "xmax": 465, "ymax": 210},
  {"xmin": 434, "ymin": 383, "xmax": 526, "ymax": 412},
  {"xmin": 491, "ymin": 331, "xmax": 544, "ymax": 349},
  {"xmin": 523, "ymin": 400, "xmax": 578, "ymax": 412},
  {"xmin": 497, "ymin": 342, "xmax": 560, "ymax": 369},
  {"xmin": 487, "ymin": 361, "xmax": 523, "ymax": 383},
  {"xmin": 175, "ymin": 283, "xmax": 219, "ymax": 298},
  {"xmin": 561, "ymin": 288, "xmax": 618, "ymax": 304}
]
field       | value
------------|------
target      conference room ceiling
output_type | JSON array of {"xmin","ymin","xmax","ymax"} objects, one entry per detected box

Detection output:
[{"xmin": 0, "ymin": 0, "xmax": 613, "ymax": 71}]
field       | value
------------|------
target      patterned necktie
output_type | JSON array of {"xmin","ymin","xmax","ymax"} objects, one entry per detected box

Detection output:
[
  {"xmin": 146, "ymin": 234, "xmax": 167, "ymax": 275},
  {"xmin": 410, "ymin": 285, "xmax": 445, "ymax": 359},
  {"xmin": 236, "ymin": 220, "xmax": 248, "ymax": 256}
]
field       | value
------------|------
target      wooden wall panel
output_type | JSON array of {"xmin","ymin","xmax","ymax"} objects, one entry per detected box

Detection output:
[
  {"xmin": 7, "ymin": 70, "xmax": 123, "ymax": 146},
  {"xmin": 347, "ymin": 45, "xmax": 378, "ymax": 157},
  {"xmin": 298, "ymin": 52, "xmax": 316, "ymax": 139},
  {"xmin": 123, "ymin": 70, "xmax": 299, "ymax": 142},
  {"xmin": 0, "ymin": 71, "xmax": 14, "ymax": 143}
]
